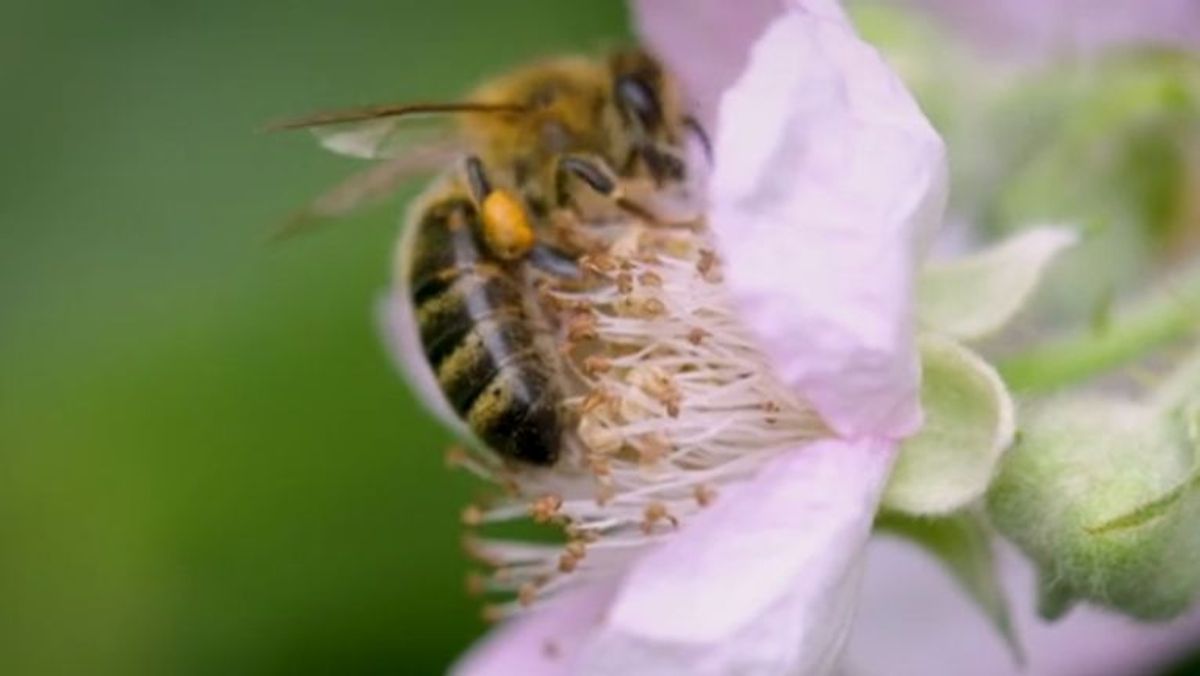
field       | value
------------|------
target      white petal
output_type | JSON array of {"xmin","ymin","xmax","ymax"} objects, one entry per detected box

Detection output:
[
  {"xmin": 574, "ymin": 438, "xmax": 896, "ymax": 675},
  {"xmin": 709, "ymin": 6, "xmax": 948, "ymax": 438}
]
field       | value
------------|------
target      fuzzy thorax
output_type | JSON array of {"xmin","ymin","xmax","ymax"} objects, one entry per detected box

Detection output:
[{"xmin": 454, "ymin": 217, "xmax": 829, "ymax": 619}]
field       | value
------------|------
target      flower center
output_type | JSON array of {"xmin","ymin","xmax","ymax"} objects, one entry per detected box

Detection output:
[{"xmin": 452, "ymin": 216, "xmax": 828, "ymax": 619}]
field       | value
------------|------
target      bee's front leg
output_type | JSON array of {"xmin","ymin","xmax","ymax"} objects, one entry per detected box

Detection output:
[{"xmin": 552, "ymin": 154, "xmax": 663, "ymax": 225}]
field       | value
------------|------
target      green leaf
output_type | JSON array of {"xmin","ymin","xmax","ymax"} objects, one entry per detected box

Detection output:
[
  {"xmin": 917, "ymin": 228, "xmax": 1078, "ymax": 340},
  {"xmin": 875, "ymin": 510, "xmax": 1022, "ymax": 662},
  {"xmin": 883, "ymin": 335, "xmax": 1015, "ymax": 514},
  {"xmin": 987, "ymin": 397, "xmax": 1200, "ymax": 620}
]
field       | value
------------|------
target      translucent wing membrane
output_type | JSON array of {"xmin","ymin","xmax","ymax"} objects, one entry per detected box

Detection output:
[
  {"xmin": 267, "ymin": 100, "xmax": 528, "ymax": 239},
  {"xmin": 266, "ymin": 101, "xmax": 525, "ymax": 159},
  {"xmin": 312, "ymin": 116, "xmax": 456, "ymax": 160},
  {"xmin": 271, "ymin": 137, "xmax": 465, "ymax": 241}
]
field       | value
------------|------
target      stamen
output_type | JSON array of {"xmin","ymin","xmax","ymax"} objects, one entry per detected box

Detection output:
[{"xmin": 451, "ymin": 212, "xmax": 825, "ymax": 615}]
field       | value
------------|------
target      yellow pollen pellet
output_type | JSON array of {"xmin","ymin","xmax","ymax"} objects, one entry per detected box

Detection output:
[{"xmin": 480, "ymin": 190, "xmax": 535, "ymax": 260}]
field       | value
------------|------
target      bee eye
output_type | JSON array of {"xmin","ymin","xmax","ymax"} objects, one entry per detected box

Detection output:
[{"xmin": 615, "ymin": 75, "xmax": 662, "ymax": 131}]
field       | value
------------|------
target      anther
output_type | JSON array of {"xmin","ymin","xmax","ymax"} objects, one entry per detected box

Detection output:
[
  {"xmin": 637, "ymin": 433, "xmax": 671, "ymax": 464},
  {"xmin": 558, "ymin": 553, "xmax": 579, "ymax": 573},
  {"xmin": 462, "ymin": 536, "xmax": 500, "ymax": 566},
  {"xmin": 530, "ymin": 494, "xmax": 564, "ymax": 524},
  {"xmin": 445, "ymin": 445, "xmax": 468, "ymax": 469},
  {"xmin": 640, "ymin": 298, "xmax": 667, "ymax": 317},
  {"xmin": 580, "ymin": 252, "xmax": 618, "ymax": 276},
  {"xmin": 638, "ymin": 271, "xmax": 663, "ymax": 287},
  {"xmin": 461, "ymin": 504, "xmax": 484, "ymax": 526},
  {"xmin": 583, "ymin": 355, "xmax": 612, "ymax": 376},
  {"xmin": 642, "ymin": 501, "xmax": 678, "ymax": 533},
  {"xmin": 616, "ymin": 271, "xmax": 634, "ymax": 295},
  {"xmin": 565, "ymin": 541, "xmax": 587, "ymax": 560},
  {"xmin": 566, "ymin": 309, "xmax": 598, "ymax": 342},
  {"xmin": 465, "ymin": 571, "xmax": 488, "ymax": 597},
  {"xmin": 694, "ymin": 484, "xmax": 717, "ymax": 507},
  {"xmin": 518, "ymin": 582, "xmax": 538, "ymax": 607},
  {"xmin": 579, "ymin": 417, "xmax": 622, "ymax": 455},
  {"xmin": 580, "ymin": 388, "xmax": 616, "ymax": 415}
]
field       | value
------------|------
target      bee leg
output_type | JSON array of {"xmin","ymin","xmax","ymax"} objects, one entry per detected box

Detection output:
[
  {"xmin": 461, "ymin": 155, "xmax": 537, "ymax": 261},
  {"xmin": 463, "ymin": 155, "xmax": 494, "ymax": 205},
  {"xmin": 554, "ymin": 154, "xmax": 663, "ymax": 225},
  {"xmin": 627, "ymin": 143, "xmax": 688, "ymax": 188},
  {"xmin": 527, "ymin": 243, "xmax": 584, "ymax": 282}
]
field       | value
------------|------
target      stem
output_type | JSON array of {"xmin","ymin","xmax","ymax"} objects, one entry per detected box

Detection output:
[{"xmin": 998, "ymin": 265, "xmax": 1200, "ymax": 394}]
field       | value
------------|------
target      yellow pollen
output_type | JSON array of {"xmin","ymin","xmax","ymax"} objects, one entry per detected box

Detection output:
[{"xmin": 480, "ymin": 190, "xmax": 535, "ymax": 260}]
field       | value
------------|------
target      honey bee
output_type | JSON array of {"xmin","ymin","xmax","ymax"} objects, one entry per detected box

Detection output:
[{"xmin": 273, "ymin": 49, "xmax": 707, "ymax": 465}]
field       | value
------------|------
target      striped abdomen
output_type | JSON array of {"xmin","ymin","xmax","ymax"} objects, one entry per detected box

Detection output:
[{"xmin": 408, "ymin": 198, "xmax": 562, "ymax": 465}]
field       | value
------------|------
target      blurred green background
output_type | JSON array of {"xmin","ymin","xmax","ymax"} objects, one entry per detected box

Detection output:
[{"xmin": 0, "ymin": 2, "xmax": 628, "ymax": 673}]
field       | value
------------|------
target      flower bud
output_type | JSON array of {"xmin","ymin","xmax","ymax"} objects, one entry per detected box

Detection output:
[{"xmin": 987, "ymin": 397, "xmax": 1200, "ymax": 620}]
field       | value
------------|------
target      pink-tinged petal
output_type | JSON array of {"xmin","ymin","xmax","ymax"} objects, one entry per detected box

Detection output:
[
  {"xmin": 377, "ymin": 214, "xmax": 471, "ymax": 439},
  {"xmin": 630, "ymin": 0, "xmax": 784, "ymax": 129},
  {"xmin": 452, "ymin": 580, "xmax": 621, "ymax": 676},
  {"xmin": 573, "ymin": 438, "xmax": 897, "ymax": 675},
  {"xmin": 848, "ymin": 537, "xmax": 1200, "ymax": 675},
  {"xmin": 708, "ymin": 7, "xmax": 947, "ymax": 439}
]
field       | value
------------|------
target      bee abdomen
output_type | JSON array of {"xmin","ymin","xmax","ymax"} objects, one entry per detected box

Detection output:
[
  {"xmin": 466, "ymin": 360, "xmax": 562, "ymax": 466},
  {"xmin": 430, "ymin": 315, "xmax": 562, "ymax": 466},
  {"xmin": 415, "ymin": 266, "xmax": 526, "ymax": 365},
  {"xmin": 409, "ymin": 198, "xmax": 562, "ymax": 465}
]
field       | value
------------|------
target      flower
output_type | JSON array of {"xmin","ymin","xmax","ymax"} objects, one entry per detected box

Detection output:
[
  {"xmin": 371, "ymin": 0, "xmax": 1200, "ymax": 673},
  {"xmin": 379, "ymin": 1, "xmax": 949, "ymax": 673}
]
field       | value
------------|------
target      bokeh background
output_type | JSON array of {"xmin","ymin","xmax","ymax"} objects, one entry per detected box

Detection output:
[
  {"xmin": 5, "ymin": 1, "xmax": 1200, "ymax": 674},
  {"xmin": 1, "ymin": 1, "xmax": 629, "ymax": 673}
]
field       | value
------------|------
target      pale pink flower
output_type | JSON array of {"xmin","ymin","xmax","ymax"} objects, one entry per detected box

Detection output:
[
  {"xmin": 442, "ymin": 2, "xmax": 945, "ymax": 673},
  {"xmin": 374, "ymin": 1, "xmax": 1200, "ymax": 674}
]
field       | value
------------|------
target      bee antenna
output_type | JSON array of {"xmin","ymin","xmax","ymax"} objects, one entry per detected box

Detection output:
[{"xmin": 262, "ymin": 102, "xmax": 527, "ymax": 132}]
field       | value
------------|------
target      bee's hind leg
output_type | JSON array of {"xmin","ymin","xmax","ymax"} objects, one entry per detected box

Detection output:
[{"xmin": 553, "ymin": 154, "xmax": 663, "ymax": 225}]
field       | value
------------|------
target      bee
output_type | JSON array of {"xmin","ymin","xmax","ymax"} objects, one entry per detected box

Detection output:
[{"xmin": 272, "ymin": 49, "xmax": 708, "ymax": 465}]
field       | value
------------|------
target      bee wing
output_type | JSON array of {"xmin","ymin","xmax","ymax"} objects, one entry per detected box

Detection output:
[
  {"xmin": 272, "ymin": 137, "xmax": 465, "ymax": 241},
  {"xmin": 267, "ymin": 101, "xmax": 524, "ymax": 160},
  {"xmin": 310, "ymin": 114, "xmax": 458, "ymax": 160}
]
